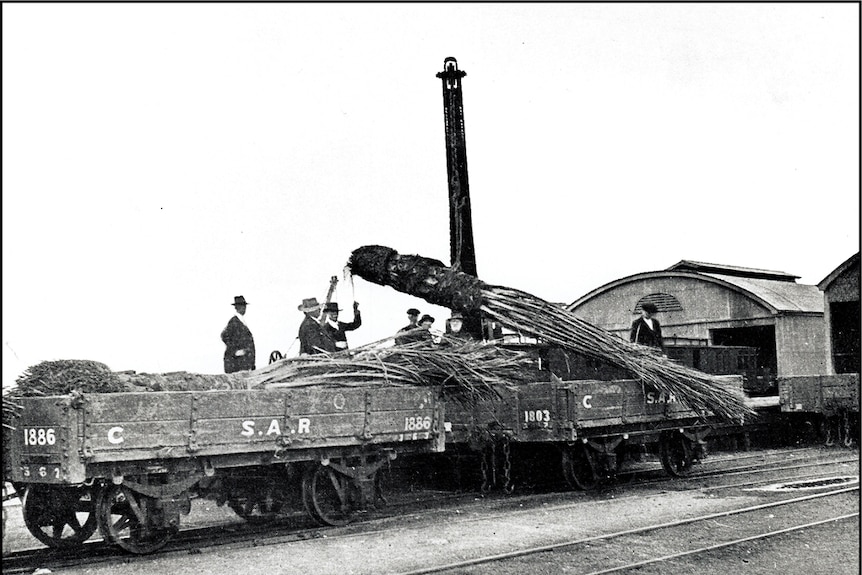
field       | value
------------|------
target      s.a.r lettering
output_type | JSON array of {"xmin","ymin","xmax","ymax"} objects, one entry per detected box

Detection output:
[{"xmin": 240, "ymin": 418, "xmax": 311, "ymax": 437}]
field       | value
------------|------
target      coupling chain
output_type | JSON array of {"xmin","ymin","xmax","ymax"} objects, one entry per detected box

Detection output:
[{"xmin": 502, "ymin": 435, "xmax": 513, "ymax": 494}]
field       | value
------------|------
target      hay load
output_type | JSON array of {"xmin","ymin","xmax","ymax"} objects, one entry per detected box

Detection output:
[{"xmin": 348, "ymin": 245, "xmax": 753, "ymax": 422}]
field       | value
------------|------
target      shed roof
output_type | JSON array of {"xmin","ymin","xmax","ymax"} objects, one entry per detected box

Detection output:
[
  {"xmin": 817, "ymin": 252, "xmax": 860, "ymax": 291},
  {"xmin": 700, "ymin": 273, "xmax": 823, "ymax": 314},
  {"xmin": 668, "ymin": 260, "xmax": 799, "ymax": 282},
  {"xmin": 570, "ymin": 269, "xmax": 824, "ymax": 315}
]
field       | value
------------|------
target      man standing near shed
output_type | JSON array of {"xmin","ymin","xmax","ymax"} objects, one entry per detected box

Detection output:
[
  {"xmin": 630, "ymin": 302, "xmax": 663, "ymax": 350},
  {"xmin": 221, "ymin": 295, "xmax": 256, "ymax": 373}
]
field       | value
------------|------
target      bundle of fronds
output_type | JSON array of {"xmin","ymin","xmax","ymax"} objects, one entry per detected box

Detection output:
[
  {"xmin": 113, "ymin": 371, "xmax": 249, "ymax": 392},
  {"xmin": 348, "ymin": 245, "xmax": 753, "ymax": 422},
  {"xmin": 246, "ymin": 337, "xmax": 536, "ymax": 403},
  {"xmin": 6, "ymin": 360, "xmax": 249, "ymax": 406}
]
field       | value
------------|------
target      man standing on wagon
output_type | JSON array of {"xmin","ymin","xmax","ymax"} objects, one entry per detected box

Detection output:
[
  {"xmin": 298, "ymin": 297, "xmax": 336, "ymax": 355},
  {"xmin": 322, "ymin": 301, "xmax": 362, "ymax": 351},
  {"xmin": 221, "ymin": 295, "xmax": 256, "ymax": 373}
]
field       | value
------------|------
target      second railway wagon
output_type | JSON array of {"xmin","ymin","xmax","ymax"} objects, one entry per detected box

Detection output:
[
  {"xmin": 443, "ymin": 375, "xmax": 743, "ymax": 491},
  {"xmin": 5, "ymin": 385, "xmax": 444, "ymax": 554}
]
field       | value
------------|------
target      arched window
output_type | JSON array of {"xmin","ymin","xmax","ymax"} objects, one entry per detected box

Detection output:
[{"xmin": 634, "ymin": 293, "xmax": 683, "ymax": 313}]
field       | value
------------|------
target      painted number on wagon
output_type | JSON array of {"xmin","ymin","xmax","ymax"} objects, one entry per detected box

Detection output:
[
  {"xmin": 21, "ymin": 465, "xmax": 61, "ymax": 479},
  {"xmin": 404, "ymin": 416, "xmax": 432, "ymax": 431},
  {"xmin": 523, "ymin": 410, "xmax": 551, "ymax": 428},
  {"xmin": 23, "ymin": 428, "xmax": 56, "ymax": 446}
]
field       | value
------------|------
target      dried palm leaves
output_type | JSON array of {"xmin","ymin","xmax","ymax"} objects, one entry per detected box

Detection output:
[
  {"xmin": 348, "ymin": 245, "xmax": 753, "ymax": 422},
  {"xmin": 246, "ymin": 337, "xmax": 536, "ymax": 403}
]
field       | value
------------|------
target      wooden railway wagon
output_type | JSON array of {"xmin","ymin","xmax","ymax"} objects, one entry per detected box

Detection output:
[
  {"xmin": 778, "ymin": 373, "xmax": 860, "ymax": 447},
  {"xmin": 5, "ymin": 385, "xmax": 444, "ymax": 554},
  {"xmin": 442, "ymin": 375, "xmax": 743, "ymax": 491}
]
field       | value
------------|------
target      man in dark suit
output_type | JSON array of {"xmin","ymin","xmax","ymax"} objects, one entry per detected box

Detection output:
[
  {"xmin": 395, "ymin": 308, "xmax": 422, "ymax": 345},
  {"xmin": 322, "ymin": 301, "xmax": 362, "ymax": 351},
  {"xmin": 221, "ymin": 295, "xmax": 256, "ymax": 373},
  {"xmin": 630, "ymin": 302, "xmax": 663, "ymax": 350},
  {"xmin": 298, "ymin": 297, "xmax": 335, "ymax": 355}
]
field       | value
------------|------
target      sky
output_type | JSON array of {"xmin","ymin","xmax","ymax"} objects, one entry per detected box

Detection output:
[{"xmin": 3, "ymin": 3, "xmax": 859, "ymax": 387}]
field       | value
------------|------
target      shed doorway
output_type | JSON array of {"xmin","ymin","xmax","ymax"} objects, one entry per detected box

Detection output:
[{"xmin": 710, "ymin": 325, "xmax": 777, "ymax": 390}]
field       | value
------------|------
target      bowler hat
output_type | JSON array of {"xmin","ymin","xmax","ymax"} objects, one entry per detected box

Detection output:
[
  {"xmin": 233, "ymin": 295, "xmax": 249, "ymax": 306},
  {"xmin": 641, "ymin": 302, "xmax": 659, "ymax": 313},
  {"xmin": 323, "ymin": 302, "xmax": 341, "ymax": 313},
  {"xmin": 298, "ymin": 297, "xmax": 323, "ymax": 312},
  {"xmin": 419, "ymin": 314, "xmax": 435, "ymax": 324},
  {"xmin": 407, "ymin": 308, "xmax": 420, "ymax": 316}
]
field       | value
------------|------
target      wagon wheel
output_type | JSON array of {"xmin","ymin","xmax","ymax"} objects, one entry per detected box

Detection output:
[
  {"xmin": 302, "ymin": 464, "xmax": 357, "ymax": 526},
  {"xmin": 22, "ymin": 484, "xmax": 98, "ymax": 549},
  {"xmin": 227, "ymin": 486, "xmax": 286, "ymax": 522},
  {"xmin": 96, "ymin": 484, "xmax": 176, "ymax": 554},
  {"xmin": 561, "ymin": 443, "xmax": 599, "ymax": 491},
  {"xmin": 659, "ymin": 431, "xmax": 694, "ymax": 477}
]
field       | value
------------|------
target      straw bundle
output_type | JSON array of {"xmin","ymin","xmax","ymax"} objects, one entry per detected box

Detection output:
[
  {"xmin": 246, "ymin": 337, "xmax": 536, "ymax": 403},
  {"xmin": 348, "ymin": 245, "xmax": 753, "ymax": 422}
]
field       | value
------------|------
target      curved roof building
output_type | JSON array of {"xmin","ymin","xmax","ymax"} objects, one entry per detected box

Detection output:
[{"xmin": 568, "ymin": 260, "xmax": 826, "ymax": 378}]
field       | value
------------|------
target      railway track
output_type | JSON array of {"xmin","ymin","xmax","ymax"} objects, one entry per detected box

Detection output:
[
  {"xmin": 393, "ymin": 487, "xmax": 859, "ymax": 575},
  {"xmin": 3, "ymin": 447, "xmax": 857, "ymax": 574}
]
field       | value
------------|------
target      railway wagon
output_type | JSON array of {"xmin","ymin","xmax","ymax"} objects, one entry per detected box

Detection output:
[
  {"xmin": 443, "ymin": 375, "xmax": 743, "ymax": 491},
  {"xmin": 5, "ymin": 385, "xmax": 444, "ymax": 554},
  {"xmin": 778, "ymin": 373, "xmax": 859, "ymax": 447}
]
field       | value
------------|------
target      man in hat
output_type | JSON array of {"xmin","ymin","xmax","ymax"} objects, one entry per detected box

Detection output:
[
  {"xmin": 298, "ymin": 297, "xmax": 335, "ymax": 355},
  {"xmin": 221, "ymin": 295, "xmax": 256, "ymax": 373},
  {"xmin": 630, "ymin": 302, "xmax": 663, "ymax": 349},
  {"xmin": 417, "ymin": 314, "xmax": 437, "ymax": 343},
  {"xmin": 395, "ymin": 308, "xmax": 422, "ymax": 345},
  {"xmin": 322, "ymin": 301, "xmax": 362, "ymax": 351},
  {"xmin": 440, "ymin": 311, "xmax": 472, "ymax": 346}
]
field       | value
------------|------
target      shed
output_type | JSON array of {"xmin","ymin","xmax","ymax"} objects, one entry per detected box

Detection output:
[
  {"xmin": 568, "ymin": 260, "xmax": 826, "ymax": 379},
  {"xmin": 818, "ymin": 252, "xmax": 860, "ymax": 375}
]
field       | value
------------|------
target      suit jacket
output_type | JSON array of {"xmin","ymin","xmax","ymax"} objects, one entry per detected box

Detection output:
[
  {"xmin": 299, "ymin": 315, "xmax": 336, "ymax": 355},
  {"xmin": 630, "ymin": 317, "xmax": 663, "ymax": 349},
  {"xmin": 221, "ymin": 315, "xmax": 255, "ymax": 373},
  {"xmin": 395, "ymin": 324, "xmax": 429, "ymax": 345},
  {"xmin": 323, "ymin": 311, "xmax": 361, "ymax": 350}
]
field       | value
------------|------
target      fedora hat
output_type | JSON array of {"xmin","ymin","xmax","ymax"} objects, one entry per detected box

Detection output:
[
  {"xmin": 298, "ymin": 297, "xmax": 323, "ymax": 312},
  {"xmin": 323, "ymin": 302, "xmax": 341, "ymax": 313},
  {"xmin": 232, "ymin": 295, "xmax": 249, "ymax": 306}
]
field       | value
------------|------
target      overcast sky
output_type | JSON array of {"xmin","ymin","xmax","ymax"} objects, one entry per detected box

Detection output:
[{"xmin": 3, "ymin": 3, "xmax": 859, "ymax": 386}]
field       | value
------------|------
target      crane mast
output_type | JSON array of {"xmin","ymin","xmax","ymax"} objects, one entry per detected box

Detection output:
[{"xmin": 437, "ymin": 57, "xmax": 482, "ymax": 339}]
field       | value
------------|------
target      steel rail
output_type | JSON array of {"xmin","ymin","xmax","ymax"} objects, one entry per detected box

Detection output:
[
  {"xmin": 581, "ymin": 513, "xmax": 859, "ymax": 575},
  {"xmin": 392, "ymin": 486, "xmax": 859, "ymax": 575}
]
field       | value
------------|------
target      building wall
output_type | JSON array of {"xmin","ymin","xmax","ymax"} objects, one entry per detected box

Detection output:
[
  {"xmin": 825, "ymin": 259, "xmax": 860, "ymax": 304},
  {"xmin": 774, "ymin": 315, "xmax": 828, "ymax": 376},
  {"xmin": 822, "ymin": 258, "xmax": 860, "ymax": 374},
  {"xmin": 572, "ymin": 275, "xmax": 774, "ymax": 340}
]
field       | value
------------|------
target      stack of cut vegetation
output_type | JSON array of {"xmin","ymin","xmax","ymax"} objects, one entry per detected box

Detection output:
[
  {"xmin": 113, "ymin": 371, "xmax": 248, "ymax": 392},
  {"xmin": 246, "ymin": 337, "xmax": 536, "ymax": 403},
  {"xmin": 348, "ymin": 245, "xmax": 753, "ymax": 422},
  {"xmin": 8, "ymin": 359, "xmax": 249, "ymax": 398}
]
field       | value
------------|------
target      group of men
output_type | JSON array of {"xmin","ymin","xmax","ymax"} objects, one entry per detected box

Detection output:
[
  {"xmin": 221, "ymin": 293, "xmax": 665, "ymax": 374},
  {"xmin": 220, "ymin": 294, "xmax": 362, "ymax": 374}
]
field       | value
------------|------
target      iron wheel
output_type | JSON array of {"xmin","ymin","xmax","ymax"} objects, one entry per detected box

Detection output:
[
  {"xmin": 96, "ymin": 484, "xmax": 176, "ymax": 554},
  {"xmin": 22, "ymin": 484, "xmax": 98, "ymax": 549}
]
